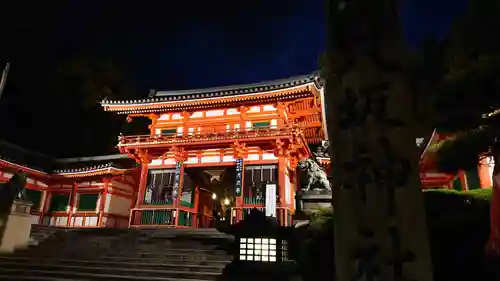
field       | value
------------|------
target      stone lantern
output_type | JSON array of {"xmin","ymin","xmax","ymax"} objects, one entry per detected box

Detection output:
[{"xmin": 218, "ymin": 208, "xmax": 298, "ymax": 281}]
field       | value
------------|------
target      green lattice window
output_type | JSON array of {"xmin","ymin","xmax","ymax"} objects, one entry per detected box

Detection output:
[
  {"xmin": 161, "ymin": 128, "xmax": 177, "ymax": 136},
  {"xmin": 25, "ymin": 189, "xmax": 42, "ymax": 210},
  {"xmin": 49, "ymin": 193, "xmax": 70, "ymax": 212},
  {"xmin": 77, "ymin": 193, "xmax": 99, "ymax": 211},
  {"xmin": 253, "ymin": 121, "xmax": 270, "ymax": 129},
  {"xmin": 141, "ymin": 210, "xmax": 174, "ymax": 225},
  {"xmin": 178, "ymin": 210, "xmax": 192, "ymax": 226}
]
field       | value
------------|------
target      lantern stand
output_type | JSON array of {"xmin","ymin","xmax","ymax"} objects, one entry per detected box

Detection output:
[{"xmin": 217, "ymin": 208, "xmax": 299, "ymax": 281}]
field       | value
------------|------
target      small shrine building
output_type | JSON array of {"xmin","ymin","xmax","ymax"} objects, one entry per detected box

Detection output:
[{"xmin": 0, "ymin": 140, "xmax": 138, "ymax": 228}]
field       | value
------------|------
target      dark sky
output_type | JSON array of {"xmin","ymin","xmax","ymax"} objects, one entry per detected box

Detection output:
[{"xmin": 0, "ymin": 0, "xmax": 466, "ymax": 158}]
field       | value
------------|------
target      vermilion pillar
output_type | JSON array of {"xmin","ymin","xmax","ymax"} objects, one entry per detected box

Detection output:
[
  {"xmin": 132, "ymin": 161, "xmax": 149, "ymax": 226},
  {"xmin": 38, "ymin": 191, "xmax": 49, "ymax": 224},
  {"xmin": 135, "ymin": 163, "xmax": 149, "ymax": 208},
  {"xmin": 67, "ymin": 182, "xmax": 78, "ymax": 227},
  {"xmin": 479, "ymin": 157, "xmax": 494, "ymax": 188},
  {"xmin": 98, "ymin": 178, "xmax": 110, "ymax": 227},
  {"xmin": 149, "ymin": 114, "xmax": 159, "ymax": 138},
  {"xmin": 458, "ymin": 171, "xmax": 469, "ymax": 191},
  {"xmin": 192, "ymin": 186, "xmax": 200, "ymax": 227},
  {"xmin": 278, "ymin": 158, "xmax": 286, "ymax": 207},
  {"xmin": 174, "ymin": 161, "xmax": 184, "ymax": 227}
]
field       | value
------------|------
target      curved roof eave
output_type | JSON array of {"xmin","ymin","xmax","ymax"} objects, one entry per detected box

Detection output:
[{"xmin": 101, "ymin": 72, "xmax": 322, "ymax": 106}]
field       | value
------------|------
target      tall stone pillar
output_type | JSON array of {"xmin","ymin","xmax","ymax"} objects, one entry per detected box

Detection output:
[{"xmin": 324, "ymin": 0, "xmax": 434, "ymax": 280}]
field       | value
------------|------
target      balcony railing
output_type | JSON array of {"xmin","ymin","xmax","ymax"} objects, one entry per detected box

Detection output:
[{"xmin": 118, "ymin": 125, "xmax": 299, "ymax": 147}]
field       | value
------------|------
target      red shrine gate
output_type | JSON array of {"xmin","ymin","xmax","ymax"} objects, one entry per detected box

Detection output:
[{"xmin": 101, "ymin": 75, "xmax": 325, "ymax": 227}]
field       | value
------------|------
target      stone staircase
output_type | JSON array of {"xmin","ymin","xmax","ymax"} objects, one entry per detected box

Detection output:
[
  {"xmin": 27, "ymin": 224, "xmax": 69, "ymax": 247},
  {"xmin": 0, "ymin": 226, "xmax": 233, "ymax": 280}
]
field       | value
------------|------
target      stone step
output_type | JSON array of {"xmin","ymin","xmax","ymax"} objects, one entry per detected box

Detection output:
[
  {"xmin": 141, "ymin": 234, "xmax": 231, "ymax": 238},
  {"xmin": 137, "ymin": 230, "xmax": 232, "ymax": 238},
  {"xmin": 138, "ymin": 228, "xmax": 223, "ymax": 233},
  {"xmin": 0, "ymin": 266, "xmax": 220, "ymax": 280},
  {"xmin": 100, "ymin": 252, "xmax": 232, "ymax": 260},
  {"xmin": 0, "ymin": 275, "xmax": 75, "ymax": 281},
  {"xmin": 129, "ymin": 242, "xmax": 228, "ymax": 247},
  {"xmin": 0, "ymin": 259, "xmax": 225, "ymax": 273},
  {"xmin": 137, "ymin": 237, "xmax": 232, "ymax": 242},
  {"xmin": 118, "ymin": 248, "xmax": 228, "ymax": 254},
  {"xmin": 92, "ymin": 255, "xmax": 232, "ymax": 265},
  {"xmin": 30, "ymin": 231, "xmax": 54, "ymax": 236},
  {"xmin": 0, "ymin": 269, "xmax": 215, "ymax": 281},
  {"xmin": 125, "ymin": 248, "xmax": 227, "ymax": 254},
  {"xmin": 13, "ymin": 249, "xmax": 232, "ymax": 261}
]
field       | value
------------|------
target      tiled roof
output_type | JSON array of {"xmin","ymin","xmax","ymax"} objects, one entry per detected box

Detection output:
[
  {"xmin": 0, "ymin": 140, "xmax": 137, "ymax": 175},
  {"xmin": 101, "ymin": 73, "xmax": 321, "ymax": 106},
  {"xmin": 52, "ymin": 158, "xmax": 138, "ymax": 174},
  {"xmin": 0, "ymin": 140, "xmax": 54, "ymax": 173}
]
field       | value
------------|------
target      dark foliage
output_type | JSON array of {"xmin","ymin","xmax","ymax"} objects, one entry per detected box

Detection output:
[
  {"xmin": 433, "ymin": 0, "xmax": 500, "ymax": 170},
  {"xmin": 432, "ymin": 128, "xmax": 497, "ymax": 173},
  {"xmin": 294, "ymin": 190, "xmax": 493, "ymax": 280}
]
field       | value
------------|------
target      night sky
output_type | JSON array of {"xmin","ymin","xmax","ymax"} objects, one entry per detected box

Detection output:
[{"xmin": 0, "ymin": 0, "xmax": 466, "ymax": 158}]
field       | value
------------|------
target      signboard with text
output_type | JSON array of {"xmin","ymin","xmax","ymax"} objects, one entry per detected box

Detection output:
[
  {"xmin": 265, "ymin": 184, "xmax": 276, "ymax": 218},
  {"xmin": 235, "ymin": 158, "xmax": 243, "ymax": 197},
  {"xmin": 172, "ymin": 162, "xmax": 182, "ymax": 199}
]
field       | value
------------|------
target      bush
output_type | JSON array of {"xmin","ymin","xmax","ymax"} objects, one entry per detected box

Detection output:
[
  {"xmin": 295, "ymin": 189, "xmax": 492, "ymax": 281},
  {"xmin": 308, "ymin": 206, "xmax": 333, "ymax": 230},
  {"xmin": 291, "ymin": 206, "xmax": 335, "ymax": 281},
  {"xmin": 423, "ymin": 189, "xmax": 491, "ymax": 280}
]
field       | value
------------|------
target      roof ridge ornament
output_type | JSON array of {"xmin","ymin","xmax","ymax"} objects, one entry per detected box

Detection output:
[{"xmin": 148, "ymin": 89, "xmax": 156, "ymax": 97}]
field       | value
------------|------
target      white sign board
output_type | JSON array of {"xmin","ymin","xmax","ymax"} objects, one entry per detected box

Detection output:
[{"xmin": 265, "ymin": 184, "xmax": 277, "ymax": 218}]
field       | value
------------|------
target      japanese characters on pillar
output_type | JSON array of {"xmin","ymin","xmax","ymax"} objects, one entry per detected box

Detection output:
[
  {"xmin": 235, "ymin": 159, "xmax": 243, "ymax": 197},
  {"xmin": 171, "ymin": 147, "xmax": 188, "ymax": 202},
  {"xmin": 233, "ymin": 141, "xmax": 248, "ymax": 199},
  {"xmin": 172, "ymin": 162, "xmax": 182, "ymax": 199}
]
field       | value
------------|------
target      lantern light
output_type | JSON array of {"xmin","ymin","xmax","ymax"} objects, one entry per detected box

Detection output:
[
  {"xmin": 223, "ymin": 197, "xmax": 230, "ymax": 206},
  {"xmin": 238, "ymin": 237, "xmax": 284, "ymax": 262},
  {"xmin": 212, "ymin": 193, "xmax": 217, "ymax": 200}
]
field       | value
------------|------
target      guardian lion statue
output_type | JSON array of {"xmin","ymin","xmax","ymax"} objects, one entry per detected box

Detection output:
[{"xmin": 298, "ymin": 158, "xmax": 331, "ymax": 191}]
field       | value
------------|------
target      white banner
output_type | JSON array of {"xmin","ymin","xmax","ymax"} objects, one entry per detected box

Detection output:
[{"xmin": 265, "ymin": 184, "xmax": 276, "ymax": 218}]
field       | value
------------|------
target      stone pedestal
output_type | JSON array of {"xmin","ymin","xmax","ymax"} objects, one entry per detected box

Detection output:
[
  {"xmin": 294, "ymin": 190, "xmax": 332, "ymax": 224},
  {"xmin": 0, "ymin": 200, "xmax": 33, "ymax": 253}
]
